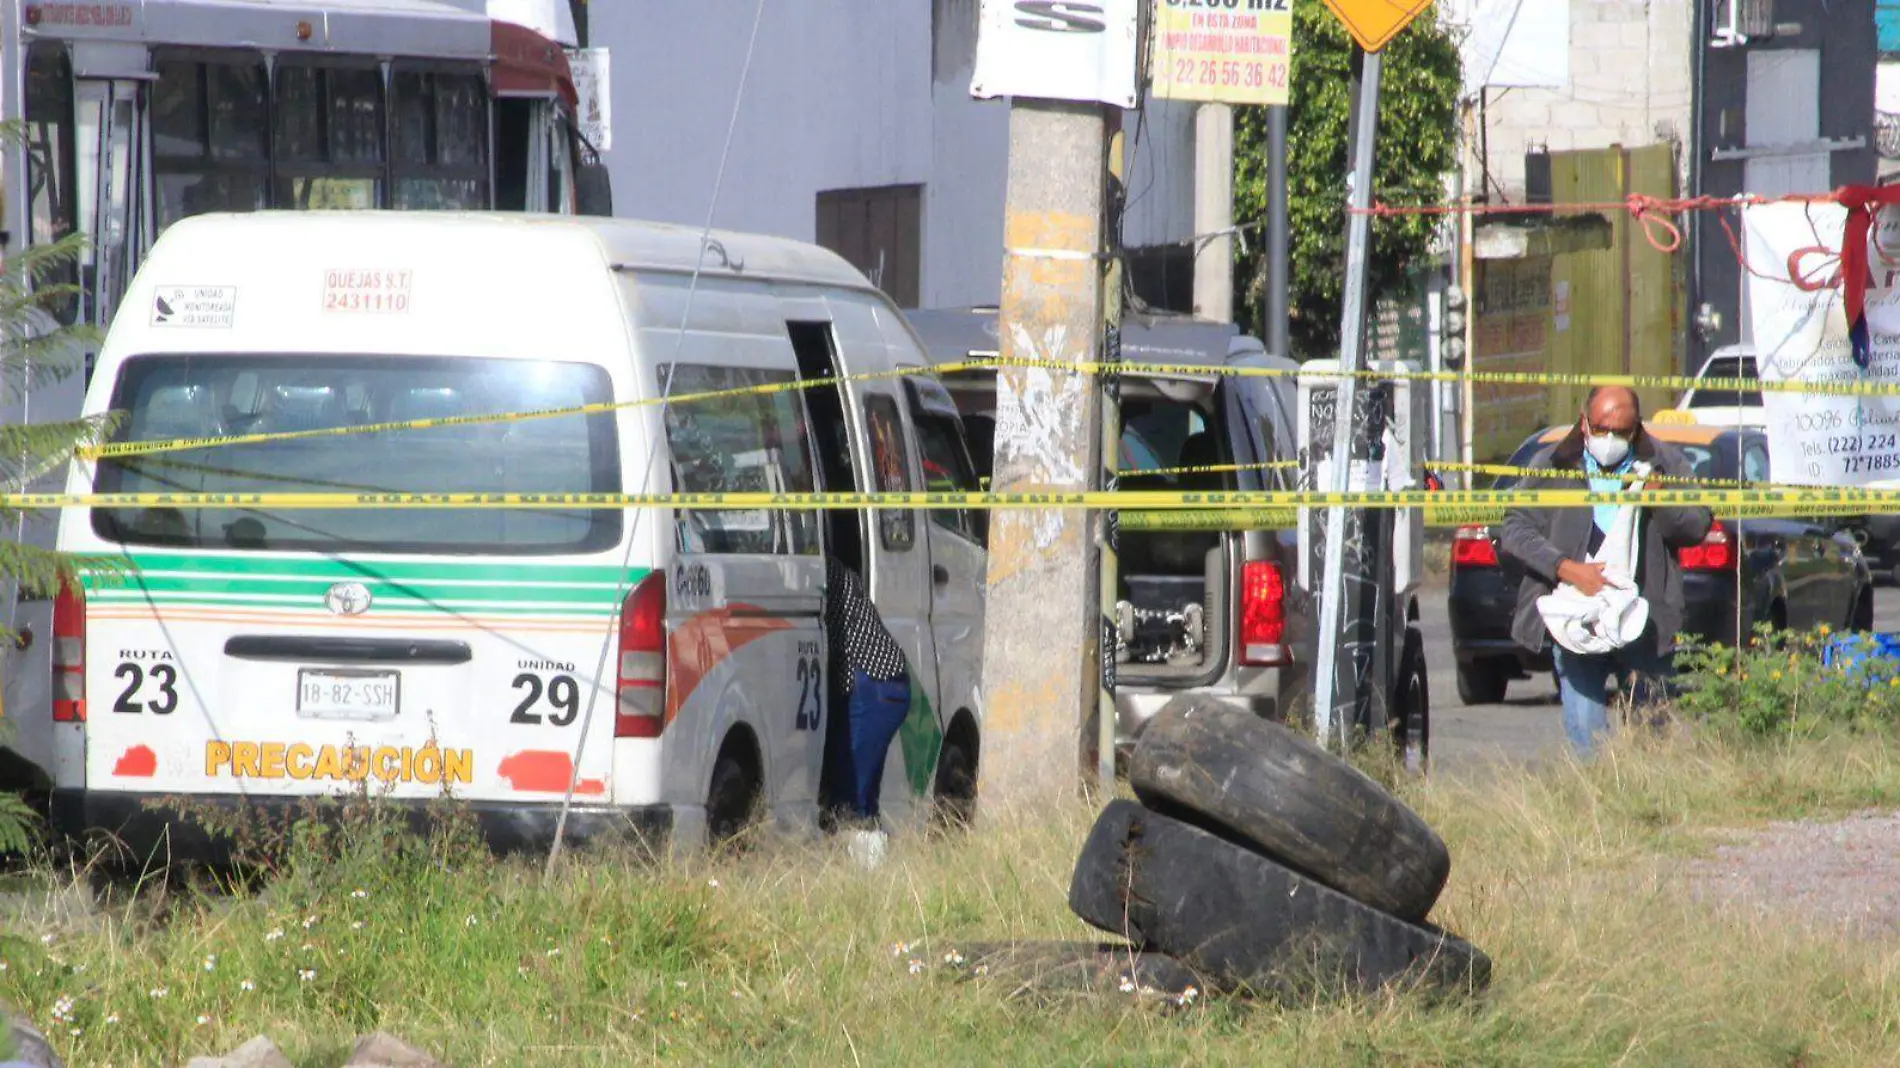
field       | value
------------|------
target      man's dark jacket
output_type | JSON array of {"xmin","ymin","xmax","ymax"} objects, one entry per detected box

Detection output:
[{"xmin": 1498, "ymin": 424, "xmax": 1714, "ymax": 659}]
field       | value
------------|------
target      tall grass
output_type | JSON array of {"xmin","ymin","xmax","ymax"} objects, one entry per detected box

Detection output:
[{"xmin": 3, "ymin": 730, "xmax": 1899, "ymax": 1066}]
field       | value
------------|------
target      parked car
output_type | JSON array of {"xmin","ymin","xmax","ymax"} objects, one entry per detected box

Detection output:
[
  {"xmin": 1677, "ymin": 345, "xmax": 1764, "ymax": 428},
  {"xmin": 904, "ymin": 307, "xmax": 1430, "ymax": 762},
  {"xmin": 1447, "ymin": 421, "xmax": 1872, "ymax": 705}
]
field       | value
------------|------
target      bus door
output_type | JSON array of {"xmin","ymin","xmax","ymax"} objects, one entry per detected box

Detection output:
[
  {"xmin": 494, "ymin": 96, "xmax": 572, "ymax": 214},
  {"xmin": 72, "ymin": 60, "xmax": 151, "ymax": 331},
  {"xmin": 491, "ymin": 21, "xmax": 578, "ymax": 214}
]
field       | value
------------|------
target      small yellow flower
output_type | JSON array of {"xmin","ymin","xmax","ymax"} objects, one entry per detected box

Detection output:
[
  {"xmin": 1820, "ymin": 624, "xmax": 1833, "ymax": 637},
  {"xmin": 1772, "ymin": 670, "xmax": 1783, "ymax": 680},
  {"xmin": 1716, "ymin": 666, "xmax": 1727, "ymax": 676}
]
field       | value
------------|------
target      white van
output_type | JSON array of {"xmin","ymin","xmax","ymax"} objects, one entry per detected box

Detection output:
[{"xmin": 35, "ymin": 212, "xmax": 986, "ymax": 854}]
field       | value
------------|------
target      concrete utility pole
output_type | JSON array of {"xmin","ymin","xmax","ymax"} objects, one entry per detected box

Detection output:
[
  {"xmin": 1193, "ymin": 103, "xmax": 1234, "ymax": 323},
  {"xmin": 981, "ymin": 100, "xmax": 1110, "ymax": 808}
]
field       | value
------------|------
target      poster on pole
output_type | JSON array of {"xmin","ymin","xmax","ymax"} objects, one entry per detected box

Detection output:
[
  {"xmin": 1744, "ymin": 201, "xmax": 1900, "ymax": 486},
  {"xmin": 1150, "ymin": 0, "xmax": 1293, "ymax": 106},
  {"xmin": 971, "ymin": 0, "xmax": 1141, "ymax": 108},
  {"xmin": 567, "ymin": 48, "xmax": 613, "ymax": 153}
]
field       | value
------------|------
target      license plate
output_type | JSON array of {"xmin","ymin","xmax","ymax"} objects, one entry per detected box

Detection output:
[{"xmin": 296, "ymin": 668, "xmax": 400, "ymax": 721}]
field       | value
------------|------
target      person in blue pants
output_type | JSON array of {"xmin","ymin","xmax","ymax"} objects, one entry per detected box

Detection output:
[{"xmin": 820, "ymin": 555, "xmax": 912, "ymax": 867}]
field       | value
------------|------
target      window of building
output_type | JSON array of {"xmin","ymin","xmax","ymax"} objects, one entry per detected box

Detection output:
[
  {"xmin": 151, "ymin": 53, "xmax": 272, "ymax": 231},
  {"xmin": 661, "ymin": 364, "xmax": 820, "ymax": 556},
  {"xmin": 392, "ymin": 67, "xmax": 489, "ymax": 210},
  {"xmin": 273, "ymin": 62, "xmax": 386, "ymax": 210},
  {"xmin": 815, "ymin": 185, "xmax": 923, "ymax": 308}
]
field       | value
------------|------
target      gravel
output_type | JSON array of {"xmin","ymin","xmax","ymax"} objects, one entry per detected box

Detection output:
[{"xmin": 1688, "ymin": 810, "xmax": 1900, "ymax": 939}]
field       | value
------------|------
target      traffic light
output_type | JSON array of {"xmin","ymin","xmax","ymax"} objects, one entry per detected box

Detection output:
[{"xmin": 1441, "ymin": 284, "xmax": 1467, "ymax": 370}]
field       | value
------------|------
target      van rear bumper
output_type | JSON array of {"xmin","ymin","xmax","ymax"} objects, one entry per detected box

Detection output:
[{"xmin": 49, "ymin": 789, "xmax": 672, "ymax": 862}]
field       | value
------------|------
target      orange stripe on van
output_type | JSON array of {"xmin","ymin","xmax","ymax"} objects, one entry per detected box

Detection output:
[{"xmin": 667, "ymin": 607, "xmax": 793, "ymax": 725}]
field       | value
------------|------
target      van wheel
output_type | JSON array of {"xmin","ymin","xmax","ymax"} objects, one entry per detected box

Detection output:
[
  {"xmin": 706, "ymin": 744, "xmax": 761, "ymax": 851},
  {"xmin": 1852, "ymin": 587, "xmax": 1875, "ymax": 633},
  {"xmin": 1455, "ymin": 660, "xmax": 1507, "ymax": 706},
  {"xmin": 1390, "ymin": 628, "xmax": 1429, "ymax": 776},
  {"xmin": 932, "ymin": 729, "xmax": 978, "ymax": 831}
]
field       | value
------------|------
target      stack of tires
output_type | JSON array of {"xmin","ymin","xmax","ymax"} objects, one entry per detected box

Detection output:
[{"xmin": 1069, "ymin": 695, "xmax": 1491, "ymax": 998}]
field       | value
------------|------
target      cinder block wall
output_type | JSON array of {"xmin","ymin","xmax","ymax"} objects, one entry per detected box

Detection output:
[{"xmin": 1475, "ymin": 0, "xmax": 1693, "ymax": 199}]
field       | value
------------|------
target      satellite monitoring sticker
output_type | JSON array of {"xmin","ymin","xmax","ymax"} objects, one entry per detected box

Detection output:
[{"xmin": 151, "ymin": 286, "xmax": 237, "ymax": 329}]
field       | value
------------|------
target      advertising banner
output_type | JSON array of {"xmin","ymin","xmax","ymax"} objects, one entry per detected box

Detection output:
[{"xmin": 1744, "ymin": 201, "xmax": 1900, "ymax": 485}]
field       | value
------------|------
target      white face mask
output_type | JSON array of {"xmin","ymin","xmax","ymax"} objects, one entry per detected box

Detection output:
[{"xmin": 1585, "ymin": 428, "xmax": 1632, "ymax": 468}]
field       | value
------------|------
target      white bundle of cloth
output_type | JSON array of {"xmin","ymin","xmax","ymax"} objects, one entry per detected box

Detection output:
[{"xmin": 1536, "ymin": 461, "xmax": 1652, "ymax": 655}]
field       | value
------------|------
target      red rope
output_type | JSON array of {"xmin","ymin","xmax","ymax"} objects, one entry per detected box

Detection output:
[{"xmin": 1351, "ymin": 189, "xmax": 1900, "ymax": 283}]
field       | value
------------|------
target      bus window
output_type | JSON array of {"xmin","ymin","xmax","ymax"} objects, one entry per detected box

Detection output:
[
  {"xmin": 392, "ymin": 68, "xmax": 490, "ymax": 210},
  {"xmin": 274, "ymin": 63, "xmax": 386, "ymax": 210},
  {"xmin": 24, "ymin": 44, "xmax": 79, "ymax": 320},
  {"xmin": 152, "ymin": 55, "xmax": 270, "ymax": 231}
]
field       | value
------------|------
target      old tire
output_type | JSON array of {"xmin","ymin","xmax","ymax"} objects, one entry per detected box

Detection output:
[
  {"xmin": 1128, "ymin": 695, "xmax": 1450, "ymax": 922},
  {"xmin": 941, "ymin": 940, "xmax": 1208, "ymax": 999},
  {"xmin": 1069, "ymin": 800, "xmax": 1489, "ymax": 999}
]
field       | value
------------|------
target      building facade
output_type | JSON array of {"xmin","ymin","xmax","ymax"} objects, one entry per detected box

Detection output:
[
  {"xmin": 580, "ymin": 0, "xmax": 1200, "ymax": 311},
  {"xmin": 1445, "ymin": 0, "xmax": 1877, "ymax": 369}
]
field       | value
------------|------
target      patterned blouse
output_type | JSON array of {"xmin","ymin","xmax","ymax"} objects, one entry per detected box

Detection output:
[{"xmin": 824, "ymin": 557, "xmax": 909, "ymax": 694}]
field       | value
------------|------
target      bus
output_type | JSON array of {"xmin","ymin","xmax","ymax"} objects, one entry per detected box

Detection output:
[
  {"xmin": 2, "ymin": 0, "xmax": 609, "ymax": 336},
  {"xmin": 0, "ymin": 0, "xmax": 608, "ymax": 792}
]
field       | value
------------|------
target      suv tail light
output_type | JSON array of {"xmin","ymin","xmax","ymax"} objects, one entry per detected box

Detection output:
[
  {"xmin": 1678, "ymin": 521, "xmax": 1735, "ymax": 571},
  {"xmin": 1452, "ymin": 525, "xmax": 1499, "ymax": 568},
  {"xmin": 1240, "ymin": 560, "xmax": 1288, "ymax": 666},
  {"xmin": 52, "ymin": 579, "xmax": 85, "ymax": 722},
  {"xmin": 615, "ymin": 572, "xmax": 667, "ymax": 738}
]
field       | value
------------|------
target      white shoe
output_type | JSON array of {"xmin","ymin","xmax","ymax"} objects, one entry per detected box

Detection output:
[{"xmin": 846, "ymin": 828, "xmax": 889, "ymax": 870}]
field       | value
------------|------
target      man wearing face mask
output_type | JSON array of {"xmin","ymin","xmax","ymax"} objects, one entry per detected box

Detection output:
[{"xmin": 1499, "ymin": 386, "xmax": 1713, "ymax": 756}]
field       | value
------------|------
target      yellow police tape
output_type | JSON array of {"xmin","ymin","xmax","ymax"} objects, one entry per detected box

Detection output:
[
  {"xmin": 79, "ymin": 359, "xmax": 1004, "ymax": 462},
  {"xmin": 7, "ymin": 487, "xmax": 1898, "ymax": 519},
  {"xmin": 980, "ymin": 356, "xmax": 1865, "ymax": 398},
  {"xmin": 65, "ymin": 352, "xmax": 1896, "ymax": 465}
]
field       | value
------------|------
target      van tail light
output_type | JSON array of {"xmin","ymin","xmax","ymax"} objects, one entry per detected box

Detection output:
[
  {"xmin": 615, "ymin": 572, "xmax": 667, "ymax": 738},
  {"xmin": 1240, "ymin": 561, "xmax": 1289, "ymax": 667},
  {"xmin": 1678, "ymin": 521, "xmax": 1736, "ymax": 571},
  {"xmin": 52, "ymin": 579, "xmax": 86, "ymax": 722},
  {"xmin": 1452, "ymin": 525, "xmax": 1500, "ymax": 568}
]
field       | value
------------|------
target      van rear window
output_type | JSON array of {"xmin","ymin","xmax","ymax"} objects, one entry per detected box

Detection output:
[{"xmin": 93, "ymin": 355, "xmax": 621, "ymax": 555}]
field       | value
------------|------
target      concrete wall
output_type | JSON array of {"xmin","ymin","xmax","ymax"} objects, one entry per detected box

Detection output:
[
  {"xmin": 1460, "ymin": 0, "xmax": 1694, "ymax": 198},
  {"xmin": 588, "ymin": 0, "xmax": 1196, "ymax": 310}
]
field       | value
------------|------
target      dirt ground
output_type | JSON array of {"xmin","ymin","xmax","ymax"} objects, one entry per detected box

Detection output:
[{"xmin": 1688, "ymin": 810, "xmax": 1900, "ymax": 940}]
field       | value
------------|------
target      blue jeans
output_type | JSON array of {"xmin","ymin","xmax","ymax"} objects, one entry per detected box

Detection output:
[
  {"xmin": 1552, "ymin": 635, "xmax": 1674, "ymax": 758},
  {"xmin": 822, "ymin": 670, "xmax": 911, "ymax": 820}
]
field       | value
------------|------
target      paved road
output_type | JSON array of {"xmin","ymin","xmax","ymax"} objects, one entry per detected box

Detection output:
[{"xmin": 1415, "ymin": 581, "xmax": 1900, "ymax": 775}]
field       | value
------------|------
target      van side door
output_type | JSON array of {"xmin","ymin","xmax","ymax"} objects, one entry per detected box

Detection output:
[
  {"xmin": 825, "ymin": 293, "xmax": 945, "ymax": 804},
  {"xmin": 902, "ymin": 375, "xmax": 987, "ymax": 732}
]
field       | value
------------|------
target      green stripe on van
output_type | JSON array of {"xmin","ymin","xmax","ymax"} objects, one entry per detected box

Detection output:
[
  {"xmin": 82, "ymin": 554, "xmax": 650, "ymax": 613},
  {"xmin": 84, "ymin": 552, "xmax": 636, "ymax": 586},
  {"xmin": 93, "ymin": 574, "xmax": 628, "ymax": 606}
]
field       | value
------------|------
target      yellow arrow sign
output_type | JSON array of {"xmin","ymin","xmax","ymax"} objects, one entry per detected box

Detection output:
[{"xmin": 1322, "ymin": 0, "xmax": 1435, "ymax": 53}]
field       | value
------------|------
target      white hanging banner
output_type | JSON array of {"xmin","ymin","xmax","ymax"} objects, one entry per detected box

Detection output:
[
  {"xmin": 1744, "ymin": 200, "xmax": 1900, "ymax": 486},
  {"xmin": 567, "ymin": 48, "xmax": 613, "ymax": 153},
  {"xmin": 970, "ymin": 0, "xmax": 1141, "ymax": 109}
]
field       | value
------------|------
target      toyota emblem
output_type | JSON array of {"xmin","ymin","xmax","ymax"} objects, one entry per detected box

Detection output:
[{"xmin": 324, "ymin": 582, "xmax": 373, "ymax": 616}]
